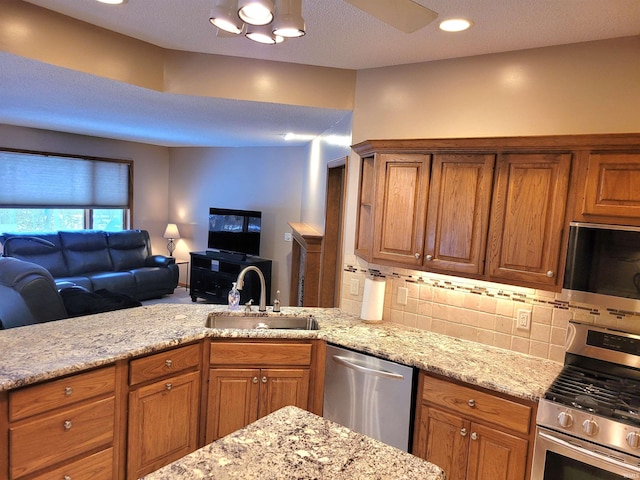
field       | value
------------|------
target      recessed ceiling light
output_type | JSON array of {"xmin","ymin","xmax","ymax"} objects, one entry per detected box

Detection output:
[
  {"xmin": 95, "ymin": 0, "xmax": 126, "ymax": 4},
  {"xmin": 439, "ymin": 18, "xmax": 472, "ymax": 32}
]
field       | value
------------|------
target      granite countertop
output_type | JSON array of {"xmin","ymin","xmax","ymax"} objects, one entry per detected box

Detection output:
[
  {"xmin": 141, "ymin": 406, "xmax": 445, "ymax": 480},
  {"xmin": 0, "ymin": 303, "xmax": 563, "ymax": 400}
]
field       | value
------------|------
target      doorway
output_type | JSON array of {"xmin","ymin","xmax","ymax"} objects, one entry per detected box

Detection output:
[{"xmin": 319, "ymin": 157, "xmax": 347, "ymax": 307}]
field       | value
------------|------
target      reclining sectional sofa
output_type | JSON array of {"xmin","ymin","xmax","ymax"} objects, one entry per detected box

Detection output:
[{"xmin": 0, "ymin": 229, "xmax": 178, "ymax": 301}]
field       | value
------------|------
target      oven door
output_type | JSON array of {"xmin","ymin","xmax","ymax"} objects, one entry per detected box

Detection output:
[{"xmin": 532, "ymin": 427, "xmax": 640, "ymax": 480}]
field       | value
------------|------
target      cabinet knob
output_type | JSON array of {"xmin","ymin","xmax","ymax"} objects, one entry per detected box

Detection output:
[
  {"xmin": 546, "ymin": 271, "xmax": 554, "ymax": 278},
  {"xmin": 165, "ymin": 383, "xmax": 173, "ymax": 391},
  {"xmin": 64, "ymin": 386, "xmax": 73, "ymax": 396},
  {"xmin": 468, "ymin": 399, "xmax": 476, "ymax": 408},
  {"xmin": 262, "ymin": 376, "xmax": 267, "ymax": 384},
  {"xmin": 253, "ymin": 377, "xmax": 259, "ymax": 384},
  {"xmin": 425, "ymin": 255, "xmax": 433, "ymax": 261},
  {"xmin": 460, "ymin": 428, "xmax": 468, "ymax": 437},
  {"xmin": 64, "ymin": 476, "xmax": 71, "ymax": 480},
  {"xmin": 165, "ymin": 359, "xmax": 173, "ymax": 367},
  {"xmin": 63, "ymin": 420, "xmax": 72, "ymax": 431},
  {"xmin": 414, "ymin": 253, "xmax": 420, "ymax": 259},
  {"xmin": 471, "ymin": 432, "xmax": 478, "ymax": 441}
]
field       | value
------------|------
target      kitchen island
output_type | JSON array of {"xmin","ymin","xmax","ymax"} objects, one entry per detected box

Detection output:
[{"xmin": 142, "ymin": 405, "xmax": 445, "ymax": 480}]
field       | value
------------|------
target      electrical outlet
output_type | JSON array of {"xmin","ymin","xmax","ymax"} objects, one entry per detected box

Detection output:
[
  {"xmin": 284, "ymin": 232, "xmax": 292, "ymax": 242},
  {"xmin": 517, "ymin": 309, "xmax": 531, "ymax": 331},
  {"xmin": 350, "ymin": 278, "xmax": 360, "ymax": 295},
  {"xmin": 398, "ymin": 286, "xmax": 408, "ymax": 305}
]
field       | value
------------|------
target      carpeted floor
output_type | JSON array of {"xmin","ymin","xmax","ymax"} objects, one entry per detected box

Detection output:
[{"xmin": 142, "ymin": 288, "xmax": 214, "ymax": 306}]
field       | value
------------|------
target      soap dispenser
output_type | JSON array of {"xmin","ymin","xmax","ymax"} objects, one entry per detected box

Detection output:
[
  {"xmin": 228, "ymin": 282, "xmax": 240, "ymax": 311},
  {"xmin": 273, "ymin": 290, "xmax": 281, "ymax": 312}
]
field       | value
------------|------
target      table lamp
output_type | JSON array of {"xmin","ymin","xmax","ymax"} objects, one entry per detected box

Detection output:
[{"xmin": 163, "ymin": 223, "xmax": 180, "ymax": 256}]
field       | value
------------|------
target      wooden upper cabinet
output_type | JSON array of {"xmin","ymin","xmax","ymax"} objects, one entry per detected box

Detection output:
[
  {"xmin": 582, "ymin": 152, "xmax": 640, "ymax": 219},
  {"xmin": 372, "ymin": 153, "xmax": 430, "ymax": 266},
  {"xmin": 487, "ymin": 152, "xmax": 572, "ymax": 288},
  {"xmin": 425, "ymin": 154, "xmax": 495, "ymax": 275}
]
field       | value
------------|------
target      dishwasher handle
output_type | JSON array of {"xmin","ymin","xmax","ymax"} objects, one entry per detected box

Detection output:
[{"xmin": 332, "ymin": 355, "xmax": 405, "ymax": 380}]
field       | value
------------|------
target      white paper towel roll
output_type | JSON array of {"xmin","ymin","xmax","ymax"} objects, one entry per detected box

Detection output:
[{"xmin": 360, "ymin": 277, "xmax": 386, "ymax": 323}]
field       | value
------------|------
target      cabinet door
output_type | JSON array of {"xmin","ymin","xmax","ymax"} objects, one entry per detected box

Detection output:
[
  {"xmin": 206, "ymin": 368, "xmax": 260, "ymax": 443},
  {"xmin": 425, "ymin": 154, "xmax": 495, "ymax": 275},
  {"xmin": 415, "ymin": 405, "xmax": 470, "ymax": 480},
  {"xmin": 582, "ymin": 152, "xmax": 640, "ymax": 219},
  {"xmin": 127, "ymin": 371, "xmax": 200, "ymax": 479},
  {"xmin": 355, "ymin": 155, "xmax": 376, "ymax": 261},
  {"xmin": 258, "ymin": 368, "xmax": 310, "ymax": 419},
  {"xmin": 487, "ymin": 152, "xmax": 571, "ymax": 287},
  {"xmin": 466, "ymin": 422, "xmax": 528, "ymax": 480},
  {"xmin": 373, "ymin": 153, "xmax": 430, "ymax": 266}
]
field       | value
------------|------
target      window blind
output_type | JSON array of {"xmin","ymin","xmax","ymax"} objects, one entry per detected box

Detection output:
[{"xmin": 0, "ymin": 151, "xmax": 131, "ymax": 208}]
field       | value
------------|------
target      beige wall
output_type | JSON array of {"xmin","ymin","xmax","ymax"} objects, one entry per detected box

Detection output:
[
  {"xmin": 167, "ymin": 146, "xmax": 306, "ymax": 305},
  {"xmin": 0, "ymin": 124, "xmax": 171, "ymax": 254},
  {"xmin": 341, "ymin": 36, "xmax": 640, "ymax": 362}
]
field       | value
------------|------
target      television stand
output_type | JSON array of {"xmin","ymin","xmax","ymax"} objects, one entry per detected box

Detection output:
[{"xmin": 189, "ymin": 251, "xmax": 272, "ymax": 305}]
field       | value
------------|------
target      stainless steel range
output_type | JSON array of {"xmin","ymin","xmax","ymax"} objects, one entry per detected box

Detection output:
[{"xmin": 532, "ymin": 321, "xmax": 640, "ymax": 479}]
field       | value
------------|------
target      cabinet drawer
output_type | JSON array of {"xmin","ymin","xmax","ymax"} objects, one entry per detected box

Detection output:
[
  {"xmin": 30, "ymin": 448, "xmax": 113, "ymax": 480},
  {"xmin": 9, "ymin": 366, "xmax": 115, "ymax": 421},
  {"xmin": 210, "ymin": 342, "xmax": 312, "ymax": 366},
  {"xmin": 422, "ymin": 375, "xmax": 532, "ymax": 435},
  {"xmin": 10, "ymin": 397, "xmax": 115, "ymax": 478},
  {"xmin": 130, "ymin": 343, "xmax": 200, "ymax": 386}
]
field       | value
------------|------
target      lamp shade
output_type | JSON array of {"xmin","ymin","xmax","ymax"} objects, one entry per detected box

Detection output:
[{"xmin": 163, "ymin": 223, "xmax": 180, "ymax": 239}]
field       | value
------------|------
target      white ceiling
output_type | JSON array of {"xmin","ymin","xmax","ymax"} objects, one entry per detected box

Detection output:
[{"xmin": 2, "ymin": 0, "xmax": 640, "ymax": 147}]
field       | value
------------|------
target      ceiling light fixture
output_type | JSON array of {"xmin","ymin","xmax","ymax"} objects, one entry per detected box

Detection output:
[
  {"xmin": 95, "ymin": 0, "xmax": 126, "ymax": 4},
  {"xmin": 439, "ymin": 18, "xmax": 473, "ymax": 32},
  {"xmin": 238, "ymin": 0, "xmax": 275, "ymax": 26},
  {"xmin": 210, "ymin": 0, "xmax": 305, "ymax": 44},
  {"xmin": 272, "ymin": 0, "xmax": 305, "ymax": 38}
]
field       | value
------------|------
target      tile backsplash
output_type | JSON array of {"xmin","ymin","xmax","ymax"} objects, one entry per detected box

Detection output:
[{"xmin": 340, "ymin": 256, "xmax": 640, "ymax": 364}]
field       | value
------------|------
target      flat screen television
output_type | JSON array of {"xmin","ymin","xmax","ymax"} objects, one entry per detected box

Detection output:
[{"xmin": 208, "ymin": 208, "xmax": 262, "ymax": 256}]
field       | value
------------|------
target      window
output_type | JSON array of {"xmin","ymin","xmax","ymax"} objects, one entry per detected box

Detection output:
[{"xmin": 0, "ymin": 150, "xmax": 131, "ymax": 233}]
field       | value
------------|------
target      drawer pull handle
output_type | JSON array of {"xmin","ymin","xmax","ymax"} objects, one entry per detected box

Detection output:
[
  {"xmin": 471, "ymin": 432, "xmax": 478, "ymax": 441},
  {"xmin": 468, "ymin": 399, "xmax": 476, "ymax": 408},
  {"xmin": 252, "ymin": 377, "xmax": 258, "ymax": 384},
  {"xmin": 165, "ymin": 383, "xmax": 173, "ymax": 390},
  {"xmin": 165, "ymin": 359, "xmax": 173, "ymax": 367},
  {"xmin": 64, "ymin": 476, "xmax": 71, "ymax": 480},
  {"xmin": 262, "ymin": 376, "xmax": 267, "ymax": 383},
  {"xmin": 64, "ymin": 387, "xmax": 73, "ymax": 396},
  {"xmin": 63, "ymin": 420, "xmax": 72, "ymax": 431},
  {"xmin": 460, "ymin": 428, "xmax": 468, "ymax": 437}
]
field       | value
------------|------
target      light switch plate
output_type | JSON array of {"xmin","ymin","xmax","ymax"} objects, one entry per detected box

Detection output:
[
  {"xmin": 350, "ymin": 278, "xmax": 359, "ymax": 295},
  {"xmin": 398, "ymin": 286, "xmax": 408, "ymax": 305}
]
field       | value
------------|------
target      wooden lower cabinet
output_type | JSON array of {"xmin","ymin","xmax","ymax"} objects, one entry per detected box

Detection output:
[
  {"xmin": 413, "ymin": 373, "xmax": 534, "ymax": 480},
  {"xmin": 127, "ymin": 343, "xmax": 202, "ymax": 480},
  {"xmin": 5, "ymin": 364, "xmax": 124, "ymax": 480},
  {"xmin": 205, "ymin": 341, "xmax": 315, "ymax": 443}
]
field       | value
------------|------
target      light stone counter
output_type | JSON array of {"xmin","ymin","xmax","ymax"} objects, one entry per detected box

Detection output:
[
  {"xmin": 0, "ymin": 303, "xmax": 562, "ymax": 400},
  {"xmin": 141, "ymin": 405, "xmax": 445, "ymax": 480}
]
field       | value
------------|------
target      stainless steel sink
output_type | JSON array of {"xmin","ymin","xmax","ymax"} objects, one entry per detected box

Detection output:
[{"xmin": 205, "ymin": 314, "xmax": 319, "ymax": 330}]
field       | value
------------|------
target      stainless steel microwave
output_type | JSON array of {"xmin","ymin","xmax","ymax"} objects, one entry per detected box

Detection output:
[{"xmin": 560, "ymin": 222, "xmax": 640, "ymax": 311}]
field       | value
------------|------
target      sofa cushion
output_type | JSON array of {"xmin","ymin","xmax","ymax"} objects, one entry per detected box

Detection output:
[
  {"xmin": 0, "ymin": 233, "xmax": 70, "ymax": 277},
  {"xmin": 55, "ymin": 276, "xmax": 93, "ymax": 291},
  {"xmin": 107, "ymin": 230, "xmax": 150, "ymax": 271},
  {"xmin": 88, "ymin": 271, "xmax": 136, "ymax": 293},
  {"xmin": 131, "ymin": 267, "xmax": 175, "ymax": 290},
  {"xmin": 59, "ymin": 231, "xmax": 113, "ymax": 276}
]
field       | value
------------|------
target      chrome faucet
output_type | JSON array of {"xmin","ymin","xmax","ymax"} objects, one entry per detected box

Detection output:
[{"xmin": 236, "ymin": 266, "xmax": 267, "ymax": 312}]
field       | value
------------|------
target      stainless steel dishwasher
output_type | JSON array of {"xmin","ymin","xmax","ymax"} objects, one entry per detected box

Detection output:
[{"xmin": 323, "ymin": 344, "xmax": 415, "ymax": 452}]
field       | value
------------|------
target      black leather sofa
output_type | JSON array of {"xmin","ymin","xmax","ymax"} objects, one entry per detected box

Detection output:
[{"xmin": 0, "ymin": 230, "xmax": 178, "ymax": 301}]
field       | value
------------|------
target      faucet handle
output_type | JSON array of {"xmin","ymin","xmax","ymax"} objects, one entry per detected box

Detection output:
[{"xmin": 244, "ymin": 299, "xmax": 254, "ymax": 313}]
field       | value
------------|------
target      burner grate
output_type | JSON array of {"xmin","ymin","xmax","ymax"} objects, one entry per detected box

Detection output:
[{"xmin": 545, "ymin": 365, "xmax": 640, "ymax": 425}]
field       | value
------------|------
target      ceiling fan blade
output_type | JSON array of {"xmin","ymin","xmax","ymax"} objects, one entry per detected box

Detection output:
[{"xmin": 343, "ymin": 0, "xmax": 438, "ymax": 33}]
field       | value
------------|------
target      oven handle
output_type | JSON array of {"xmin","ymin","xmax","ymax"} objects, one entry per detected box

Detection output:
[{"xmin": 539, "ymin": 431, "xmax": 640, "ymax": 473}]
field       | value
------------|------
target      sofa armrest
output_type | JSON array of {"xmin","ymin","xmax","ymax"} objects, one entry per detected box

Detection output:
[{"xmin": 145, "ymin": 255, "xmax": 176, "ymax": 267}]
